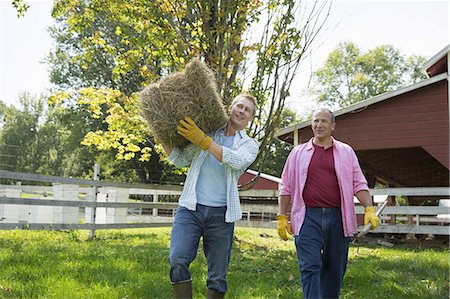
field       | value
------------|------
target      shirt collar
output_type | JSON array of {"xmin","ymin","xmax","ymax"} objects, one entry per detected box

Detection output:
[
  {"xmin": 219, "ymin": 124, "xmax": 248, "ymax": 139},
  {"xmin": 307, "ymin": 137, "xmax": 335, "ymax": 150}
]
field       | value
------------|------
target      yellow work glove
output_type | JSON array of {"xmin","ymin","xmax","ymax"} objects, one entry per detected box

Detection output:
[
  {"xmin": 177, "ymin": 117, "xmax": 213, "ymax": 150},
  {"xmin": 276, "ymin": 214, "xmax": 293, "ymax": 241},
  {"xmin": 364, "ymin": 206, "xmax": 380, "ymax": 230}
]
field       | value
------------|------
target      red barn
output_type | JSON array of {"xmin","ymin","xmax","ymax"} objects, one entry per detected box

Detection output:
[
  {"xmin": 275, "ymin": 45, "xmax": 449, "ymax": 199},
  {"xmin": 238, "ymin": 169, "xmax": 281, "ymax": 190}
]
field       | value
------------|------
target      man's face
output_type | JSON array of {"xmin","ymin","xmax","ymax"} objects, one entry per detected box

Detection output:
[
  {"xmin": 311, "ymin": 109, "xmax": 335, "ymax": 140},
  {"xmin": 228, "ymin": 96, "xmax": 255, "ymax": 130}
]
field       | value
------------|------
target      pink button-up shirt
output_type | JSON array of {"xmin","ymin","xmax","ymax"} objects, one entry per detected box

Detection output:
[{"xmin": 280, "ymin": 138, "xmax": 368, "ymax": 237}]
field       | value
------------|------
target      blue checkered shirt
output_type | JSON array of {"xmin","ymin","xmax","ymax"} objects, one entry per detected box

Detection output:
[{"xmin": 168, "ymin": 128, "xmax": 259, "ymax": 223}]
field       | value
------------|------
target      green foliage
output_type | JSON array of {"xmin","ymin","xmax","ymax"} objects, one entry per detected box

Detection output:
[
  {"xmin": 11, "ymin": 0, "xmax": 30, "ymax": 18},
  {"xmin": 49, "ymin": 88, "xmax": 152, "ymax": 162},
  {"xmin": 312, "ymin": 42, "xmax": 428, "ymax": 108},
  {"xmin": 48, "ymin": 0, "xmax": 262, "ymax": 97},
  {"xmin": 45, "ymin": 0, "xmax": 331, "ymax": 177},
  {"xmin": 45, "ymin": 0, "xmax": 265, "ymax": 174},
  {"xmin": 0, "ymin": 94, "xmax": 102, "ymax": 178},
  {"xmin": 0, "ymin": 94, "xmax": 44, "ymax": 172},
  {"xmin": 0, "ymin": 228, "xmax": 448, "ymax": 298},
  {"xmin": 47, "ymin": 87, "xmax": 185, "ymax": 183}
]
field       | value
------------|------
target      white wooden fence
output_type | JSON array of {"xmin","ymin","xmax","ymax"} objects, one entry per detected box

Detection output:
[{"xmin": 0, "ymin": 170, "xmax": 449, "ymax": 236}]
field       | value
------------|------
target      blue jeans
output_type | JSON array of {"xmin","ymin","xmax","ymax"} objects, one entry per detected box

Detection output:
[
  {"xmin": 169, "ymin": 204, "xmax": 234, "ymax": 293},
  {"xmin": 295, "ymin": 208, "xmax": 350, "ymax": 299}
]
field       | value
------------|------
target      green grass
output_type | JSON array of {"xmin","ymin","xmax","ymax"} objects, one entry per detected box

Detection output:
[{"xmin": 0, "ymin": 228, "xmax": 448, "ymax": 298}]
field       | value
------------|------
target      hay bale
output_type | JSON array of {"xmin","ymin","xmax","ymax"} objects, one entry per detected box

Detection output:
[{"xmin": 140, "ymin": 59, "xmax": 228, "ymax": 148}]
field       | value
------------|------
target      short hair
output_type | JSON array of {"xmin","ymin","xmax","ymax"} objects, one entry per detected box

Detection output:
[
  {"xmin": 314, "ymin": 108, "xmax": 335, "ymax": 123},
  {"xmin": 231, "ymin": 93, "xmax": 257, "ymax": 115}
]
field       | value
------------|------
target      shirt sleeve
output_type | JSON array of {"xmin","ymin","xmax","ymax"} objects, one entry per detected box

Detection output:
[
  {"xmin": 221, "ymin": 138, "xmax": 259, "ymax": 172},
  {"xmin": 351, "ymin": 150, "xmax": 369, "ymax": 193},
  {"xmin": 280, "ymin": 149, "xmax": 296, "ymax": 196},
  {"xmin": 167, "ymin": 143, "xmax": 199, "ymax": 168}
]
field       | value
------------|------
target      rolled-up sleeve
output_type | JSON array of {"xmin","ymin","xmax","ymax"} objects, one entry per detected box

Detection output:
[
  {"xmin": 280, "ymin": 150, "xmax": 295, "ymax": 196},
  {"xmin": 221, "ymin": 139, "xmax": 259, "ymax": 172},
  {"xmin": 351, "ymin": 151, "xmax": 369, "ymax": 194}
]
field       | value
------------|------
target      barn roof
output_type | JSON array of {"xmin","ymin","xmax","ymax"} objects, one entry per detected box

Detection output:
[
  {"xmin": 423, "ymin": 44, "xmax": 449, "ymax": 77},
  {"xmin": 275, "ymin": 72, "xmax": 447, "ymax": 140}
]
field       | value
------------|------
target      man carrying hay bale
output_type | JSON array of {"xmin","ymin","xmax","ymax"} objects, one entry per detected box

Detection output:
[{"xmin": 162, "ymin": 93, "xmax": 259, "ymax": 299}]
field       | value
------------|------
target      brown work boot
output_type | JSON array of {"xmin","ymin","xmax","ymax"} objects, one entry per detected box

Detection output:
[
  {"xmin": 172, "ymin": 281, "xmax": 192, "ymax": 299},
  {"xmin": 206, "ymin": 288, "xmax": 225, "ymax": 299}
]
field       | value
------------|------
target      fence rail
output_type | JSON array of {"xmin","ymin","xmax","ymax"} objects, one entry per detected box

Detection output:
[{"xmin": 0, "ymin": 170, "xmax": 449, "ymax": 235}]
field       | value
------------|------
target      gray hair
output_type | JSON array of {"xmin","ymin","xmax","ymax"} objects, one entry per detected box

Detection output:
[{"xmin": 314, "ymin": 108, "xmax": 335, "ymax": 123}]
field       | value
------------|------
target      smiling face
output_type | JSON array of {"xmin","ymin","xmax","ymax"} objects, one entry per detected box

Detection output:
[
  {"xmin": 311, "ymin": 108, "xmax": 336, "ymax": 143},
  {"xmin": 227, "ymin": 95, "xmax": 256, "ymax": 131}
]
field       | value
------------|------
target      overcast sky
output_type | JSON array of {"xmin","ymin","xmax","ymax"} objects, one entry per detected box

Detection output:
[{"xmin": 1, "ymin": 0, "xmax": 448, "ymax": 113}]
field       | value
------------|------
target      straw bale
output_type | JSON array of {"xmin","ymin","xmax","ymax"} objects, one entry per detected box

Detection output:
[{"xmin": 140, "ymin": 59, "xmax": 228, "ymax": 148}]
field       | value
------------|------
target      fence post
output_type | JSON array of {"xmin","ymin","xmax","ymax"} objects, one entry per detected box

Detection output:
[
  {"xmin": 152, "ymin": 194, "xmax": 159, "ymax": 217},
  {"xmin": 88, "ymin": 164, "xmax": 100, "ymax": 239}
]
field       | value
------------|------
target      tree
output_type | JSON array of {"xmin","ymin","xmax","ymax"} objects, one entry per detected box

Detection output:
[
  {"xmin": 0, "ymin": 93, "xmax": 157, "ymax": 182},
  {"xmin": 33, "ymin": 100, "xmax": 101, "ymax": 177},
  {"xmin": 260, "ymin": 108, "xmax": 299, "ymax": 177},
  {"xmin": 47, "ymin": 0, "xmax": 262, "ymax": 97},
  {"xmin": 242, "ymin": 1, "xmax": 331, "ymax": 180},
  {"xmin": 0, "ymin": 93, "xmax": 43, "ymax": 172},
  {"xmin": 11, "ymin": 0, "xmax": 30, "ymax": 17},
  {"xmin": 46, "ymin": 0, "xmax": 332, "ymax": 182},
  {"xmin": 311, "ymin": 42, "xmax": 428, "ymax": 108}
]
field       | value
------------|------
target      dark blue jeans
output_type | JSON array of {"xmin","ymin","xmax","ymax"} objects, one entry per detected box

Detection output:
[
  {"xmin": 295, "ymin": 208, "xmax": 350, "ymax": 299},
  {"xmin": 169, "ymin": 204, "xmax": 234, "ymax": 293}
]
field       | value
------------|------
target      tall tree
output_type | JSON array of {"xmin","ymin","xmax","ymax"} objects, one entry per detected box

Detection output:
[
  {"xmin": 0, "ymin": 94, "xmax": 43, "ymax": 172},
  {"xmin": 47, "ymin": 0, "xmax": 332, "ymax": 182},
  {"xmin": 47, "ymin": 0, "xmax": 262, "ymax": 97},
  {"xmin": 311, "ymin": 42, "xmax": 428, "ymax": 108}
]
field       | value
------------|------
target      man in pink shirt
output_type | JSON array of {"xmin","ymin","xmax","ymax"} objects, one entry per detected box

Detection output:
[{"xmin": 277, "ymin": 108, "xmax": 380, "ymax": 299}]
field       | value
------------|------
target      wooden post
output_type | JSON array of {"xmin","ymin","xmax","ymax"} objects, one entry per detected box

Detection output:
[
  {"xmin": 152, "ymin": 194, "xmax": 159, "ymax": 217},
  {"xmin": 88, "ymin": 164, "xmax": 100, "ymax": 239},
  {"xmin": 405, "ymin": 196, "xmax": 416, "ymax": 239},
  {"xmin": 293, "ymin": 129, "xmax": 299, "ymax": 146}
]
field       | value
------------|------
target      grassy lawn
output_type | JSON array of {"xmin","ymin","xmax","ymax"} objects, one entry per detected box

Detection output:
[{"xmin": 0, "ymin": 227, "xmax": 448, "ymax": 298}]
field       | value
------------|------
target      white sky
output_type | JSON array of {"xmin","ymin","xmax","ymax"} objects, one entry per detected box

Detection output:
[{"xmin": 0, "ymin": 0, "xmax": 449, "ymax": 113}]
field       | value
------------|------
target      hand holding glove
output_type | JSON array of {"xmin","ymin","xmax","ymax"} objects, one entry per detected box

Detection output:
[
  {"xmin": 177, "ymin": 117, "xmax": 213, "ymax": 150},
  {"xmin": 364, "ymin": 206, "xmax": 380, "ymax": 230},
  {"xmin": 276, "ymin": 214, "xmax": 293, "ymax": 241}
]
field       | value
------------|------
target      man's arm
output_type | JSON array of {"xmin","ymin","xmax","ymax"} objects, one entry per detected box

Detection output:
[
  {"xmin": 207, "ymin": 141, "xmax": 223, "ymax": 162},
  {"xmin": 355, "ymin": 190, "xmax": 373, "ymax": 207},
  {"xmin": 220, "ymin": 139, "xmax": 259, "ymax": 171},
  {"xmin": 278, "ymin": 195, "xmax": 292, "ymax": 215}
]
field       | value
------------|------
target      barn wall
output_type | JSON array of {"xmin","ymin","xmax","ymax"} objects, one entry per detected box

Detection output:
[
  {"xmin": 238, "ymin": 172, "xmax": 279, "ymax": 190},
  {"xmin": 296, "ymin": 80, "xmax": 449, "ymax": 169}
]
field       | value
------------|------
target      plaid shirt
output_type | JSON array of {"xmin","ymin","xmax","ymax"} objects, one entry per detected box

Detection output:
[{"xmin": 168, "ymin": 127, "xmax": 259, "ymax": 223}]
